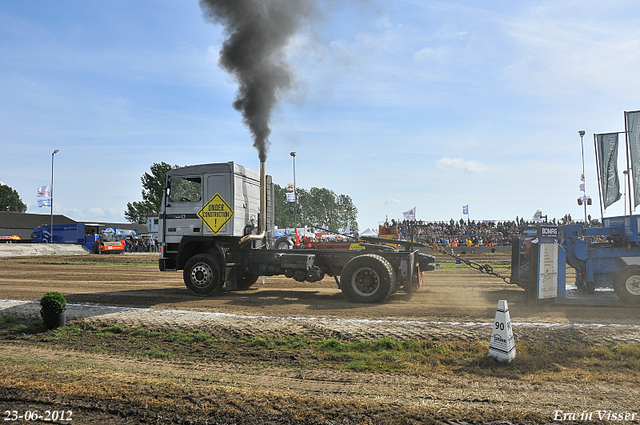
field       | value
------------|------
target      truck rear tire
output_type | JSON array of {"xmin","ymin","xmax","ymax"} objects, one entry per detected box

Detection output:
[
  {"xmin": 235, "ymin": 272, "xmax": 259, "ymax": 290},
  {"xmin": 613, "ymin": 266, "xmax": 640, "ymax": 304},
  {"xmin": 183, "ymin": 254, "xmax": 224, "ymax": 296},
  {"xmin": 340, "ymin": 254, "xmax": 395, "ymax": 303}
]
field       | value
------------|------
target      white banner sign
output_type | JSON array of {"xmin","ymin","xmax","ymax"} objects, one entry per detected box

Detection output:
[{"xmin": 538, "ymin": 243, "xmax": 558, "ymax": 299}]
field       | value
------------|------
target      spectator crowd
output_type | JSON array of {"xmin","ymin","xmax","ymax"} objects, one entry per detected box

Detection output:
[
  {"xmin": 380, "ymin": 214, "xmax": 595, "ymax": 247},
  {"xmin": 124, "ymin": 237, "xmax": 158, "ymax": 253}
]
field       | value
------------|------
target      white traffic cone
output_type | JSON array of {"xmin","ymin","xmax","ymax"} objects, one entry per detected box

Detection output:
[{"xmin": 488, "ymin": 300, "xmax": 516, "ymax": 362}]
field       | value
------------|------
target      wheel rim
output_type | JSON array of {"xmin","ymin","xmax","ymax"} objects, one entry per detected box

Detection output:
[
  {"xmin": 277, "ymin": 242, "xmax": 290, "ymax": 249},
  {"xmin": 624, "ymin": 274, "xmax": 640, "ymax": 296},
  {"xmin": 351, "ymin": 266, "xmax": 380, "ymax": 297},
  {"xmin": 190, "ymin": 262, "xmax": 214, "ymax": 288}
]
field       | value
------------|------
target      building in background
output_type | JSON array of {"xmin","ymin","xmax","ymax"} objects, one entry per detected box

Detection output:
[{"xmin": 0, "ymin": 212, "xmax": 146, "ymax": 240}]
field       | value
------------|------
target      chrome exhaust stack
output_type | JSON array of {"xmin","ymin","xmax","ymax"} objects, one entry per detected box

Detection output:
[{"xmin": 259, "ymin": 159, "xmax": 267, "ymax": 234}]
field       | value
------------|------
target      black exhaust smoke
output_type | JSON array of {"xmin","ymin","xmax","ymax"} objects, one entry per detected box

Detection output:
[{"xmin": 199, "ymin": 0, "xmax": 317, "ymax": 162}]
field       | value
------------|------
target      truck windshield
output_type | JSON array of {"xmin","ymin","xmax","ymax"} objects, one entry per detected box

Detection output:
[{"xmin": 169, "ymin": 177, "xmax": 202, "ymax": 203}]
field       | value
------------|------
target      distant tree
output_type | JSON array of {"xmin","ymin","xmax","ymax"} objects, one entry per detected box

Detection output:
[
  {"xmin": 273, "ymin": 184, "xmax": 290, "ymax": 228},
  {"xmin": 273, "ymin": 184, "xmax": 358, "ymax": 231},
  {"xmin": 124, "ymin": 200, "xmax": 156, "ymax": 224},
  {"xmin": 0, "ymin": 183, "xmax": 27, "ymax": 213},
  {"xmin": 336, "ymin": 194, "xmax": 358, "ymax": 231},
  {"xmin": 125, "ymin": 162, "xmax": 174, "ymax": 224}
]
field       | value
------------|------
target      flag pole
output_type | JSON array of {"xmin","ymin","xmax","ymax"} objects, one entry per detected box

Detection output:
[{"xmin": 50, "ymin": 149, "xmax": 59, "ymax": 243}]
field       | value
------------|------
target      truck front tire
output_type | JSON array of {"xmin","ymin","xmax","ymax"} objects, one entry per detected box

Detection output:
[
  {"xmin": 613, "ymin": 266, "xmax": 640, "ymax": 304},
  {"xmin": 183, "ymin": 254, "xmax": 224, "ymax": 296},
  {"xmin": 340, "ymin": 254, "xmax": 395, "ymax": 303}
]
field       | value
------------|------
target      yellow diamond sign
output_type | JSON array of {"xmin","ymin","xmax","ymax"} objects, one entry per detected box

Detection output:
[{"xmin": 197, "ymin": 193, "xmax": 234, "ymax": 235}]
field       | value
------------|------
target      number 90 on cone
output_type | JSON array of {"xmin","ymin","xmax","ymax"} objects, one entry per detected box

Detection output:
[{"xmin": 488, "ymin": 300, "xmax": 516, "ymax": 362}]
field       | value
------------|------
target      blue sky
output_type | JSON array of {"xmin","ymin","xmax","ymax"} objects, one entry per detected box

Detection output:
[{"xmin": 2, "ymin": 0, "xmax": 640, "ymax": 231}]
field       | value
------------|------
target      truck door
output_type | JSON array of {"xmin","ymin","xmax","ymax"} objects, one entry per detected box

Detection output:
[
  {"xmin": 204, "ymin": 173, "xmax": 232, "ymax": 236},
  {"xmin": 162, "ymin": 175, "xmax": 203, "ymax": 244}
]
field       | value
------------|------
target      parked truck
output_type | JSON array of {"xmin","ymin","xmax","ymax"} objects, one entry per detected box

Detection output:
[
  {"xmin": 32, "ymin": 224, "xmax": 93, "ymax": 246},
  {"xmin": 158, "ymin": 161, "xmax": 435, "ymax": 303}
]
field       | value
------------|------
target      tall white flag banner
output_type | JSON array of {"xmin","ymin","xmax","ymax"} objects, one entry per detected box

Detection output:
[
  {"xmin": 625, "ymin": 110, "xmax": 640, "ymax": 208},
  {"xmin": 37, "ymin": 185, "xmax": 52, "ymax": 198},
  {"xmin": 403, "ymin": 207, "xmax": 416, "ymax": 221}
]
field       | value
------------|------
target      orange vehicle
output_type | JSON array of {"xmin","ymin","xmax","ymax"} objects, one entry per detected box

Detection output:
[{"xmin": 98, "ymin": 239, "xmax": 126, "ymax": 254}]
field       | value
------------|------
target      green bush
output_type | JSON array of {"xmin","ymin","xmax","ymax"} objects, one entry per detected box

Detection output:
[{"xmin": 40, "ymin": 291, "xmax": 67, "ymax": 313}]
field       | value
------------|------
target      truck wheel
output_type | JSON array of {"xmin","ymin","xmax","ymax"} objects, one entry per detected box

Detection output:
[
  {"xmin": 340, "ymin": 254, "xmax": 395, "ymax": 303},
  {"xmin": 274, "ymin": 236, "xmax": 293, "ymax": 249},
  {"xmin": 613, "ymin": 266, "xmax": 640, "ymax": 304},
  {"xmin": 183, "ymin": 254, "xmax": 224, "ymax": 296},
  {"xmin": 236, "ymin": 272, "xmax": 259, "ymax": 290}
]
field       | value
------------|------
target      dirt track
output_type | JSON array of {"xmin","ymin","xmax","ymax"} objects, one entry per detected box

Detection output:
[
  {"xmin": 2, "ymin": 253, "xmax": 639, "ymax": 328},
  {"xmin": 1, "ymin": 253, "xmax": 640, "ymax": 424}
]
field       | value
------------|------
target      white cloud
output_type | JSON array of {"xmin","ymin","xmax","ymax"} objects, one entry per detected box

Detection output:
[
  {"xmin": 436, "ymin": 157, "xmax": 488, "ymax": 173},
  {"xmin": 413, "ymin": 46, "xmax": 447, "ymax": 62},
  {"xmin": 499, "ymin": 5, "xmax": 640, "ymax": 100},
  {"xmin": 384, "ymin": 199, "xmax": 401, "ymax": 205}
]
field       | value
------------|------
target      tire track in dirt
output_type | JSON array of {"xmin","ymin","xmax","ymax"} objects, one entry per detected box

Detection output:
[{"xmin": 2, "ymin": 299, "xmax": 640, "ymax": 345}]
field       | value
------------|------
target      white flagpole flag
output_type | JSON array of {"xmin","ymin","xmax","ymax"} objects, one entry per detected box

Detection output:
[
  {"xmin": 37, "ymin": 185, "xmax": 52, "ymax": 208},
  {"xmin": 403, "ymin": 207, "xmax": 416, "ymax": 221},
  {"xmin": 37, "ymin": 185, "xmax": 52, "ymax": 198}
]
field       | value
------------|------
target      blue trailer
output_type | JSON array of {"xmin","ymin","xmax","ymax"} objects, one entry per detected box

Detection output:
[
  {"xmin": 31, "ymin": 223, "xmax": 126, "ymax": 253},
  {"xmin": 31, "ymin": 223, "xmax": 95, "ymax": 248}
]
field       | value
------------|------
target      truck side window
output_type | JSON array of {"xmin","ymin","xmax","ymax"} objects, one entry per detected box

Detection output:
[{"xmin": 168, "ymin": 177, "xmax": 202, "ymax": 202}]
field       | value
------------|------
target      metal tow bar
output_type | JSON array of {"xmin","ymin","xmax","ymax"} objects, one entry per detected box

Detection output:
[{"xmin": 425, "ymin": 244, "xmax": 512, "ymax": 284}]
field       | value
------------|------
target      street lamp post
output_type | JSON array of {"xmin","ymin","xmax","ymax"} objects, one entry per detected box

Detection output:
[
  {"xmin": 579, "ymin": 130, "xmax": 588, "ymax": 225},
  {"xmin": 50, "ymin": 149, "xmax": 59, "ymax": 243},
  {"xmin": 290, "ymin": 152, "xmax": 297, "ymax": 230},
  {"xmin": 624, "ymin": 169, "xmax": 629, "ymax": 216}
]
